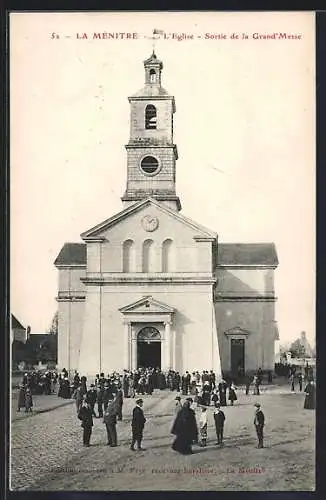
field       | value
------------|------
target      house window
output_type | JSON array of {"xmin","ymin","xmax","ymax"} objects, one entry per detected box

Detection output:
[
  {"xmin": 149, "ymin": 69, "xmax": 156, "ymax": 83},
  {"xmin": 122, "ymin": 239, "xmax": 135, "ymax": 272},
  {"xmin": 145, "ymin": 104, "xmax": 157, "ymax": 130},
  {"xmin": 140, "ymin": 155, "xmax": 160, "ymax": 175}
]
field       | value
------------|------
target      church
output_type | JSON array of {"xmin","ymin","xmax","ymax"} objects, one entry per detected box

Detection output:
[{"xmin": 54, "ymin": 51, "xmax": 279, "ymax": 379}]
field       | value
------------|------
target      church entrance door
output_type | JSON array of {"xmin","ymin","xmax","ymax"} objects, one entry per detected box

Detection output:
[
  {"xmin": 231, "ymin": 338, "xmax": 245, "ymax": 377},
  {"xmin": 137, "ymin": 326, "xmax": 161, "ymax": 369}
]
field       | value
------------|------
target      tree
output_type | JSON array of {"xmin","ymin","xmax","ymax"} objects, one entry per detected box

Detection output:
[
  {"xmin": 289, "ymin": 339, "xmax": 306, "ymax": 359},
  {"xmin": 44, "ymin": 311, "xmax": 58, "ymax": 363},
  {"xmin": 47, "ymin": 311, "xmax": 58, "ymax": 335}
]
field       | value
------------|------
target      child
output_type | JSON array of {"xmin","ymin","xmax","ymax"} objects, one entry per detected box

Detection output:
[
  {"xmin": 213, "ymin": 402, "xmax": 225, "ymax": 446},
  {"xmin": 199, "ymin": 407, "xmax": 208, "ymax": 447},
  {"xmin": 25, "ymin": 387, "xmax": 33, "ymax": 413}
]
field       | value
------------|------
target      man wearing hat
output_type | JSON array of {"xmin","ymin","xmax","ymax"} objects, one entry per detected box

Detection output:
[
  {"xmin": 86, "ymin": 384, "xmax": 97, "ymax": 417},
  {"xmin": 78, "ymin": 398, "xmax": 94, "ymax": 447},
  {"xmin": 213, "ymin": 402, "xmax": 226, "ymax": 446},
  {"xmin": 130, "ymin": 399, "xmax": 146, "ymax": 451},
  {"xmin": 103, "ymin": 394, "xmax": 118, "ymax": 446},
  {"xmin": 254, "ymin": 403, "xmax": 265, "ymax": 448}
]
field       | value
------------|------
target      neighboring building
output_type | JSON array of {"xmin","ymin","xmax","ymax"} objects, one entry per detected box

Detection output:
[
  {"xmin": 54, "ymin": 51, "xmax": 279, "ymax": 378},
  {"xmin": 11, "ymin": 314, "xmax": 27, "ymax": 344}
]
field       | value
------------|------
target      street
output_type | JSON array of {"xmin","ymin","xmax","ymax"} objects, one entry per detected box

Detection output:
[{"xmin": 10, "ymin": 387, "xmax": 315, "ymax": 491}]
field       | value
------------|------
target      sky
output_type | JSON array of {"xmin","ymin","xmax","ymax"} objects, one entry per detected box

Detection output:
[{"xmin": 10, "ymin": 11, "xmax": 315, "ymax": 345}]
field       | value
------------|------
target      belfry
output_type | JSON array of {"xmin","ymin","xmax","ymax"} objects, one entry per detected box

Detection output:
[{"xmin": 54, "ymin": 52, "xmax": 279, "ymax": 379}]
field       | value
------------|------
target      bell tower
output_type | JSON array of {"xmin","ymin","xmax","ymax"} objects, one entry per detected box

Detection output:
[{"xmin": 121, "ymin": 51, "xmax": 181, "ymax": 211}]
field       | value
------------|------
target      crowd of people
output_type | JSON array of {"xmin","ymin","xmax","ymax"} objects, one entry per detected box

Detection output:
[
  {"xmin": 16, "ymin": 364, "xmax": 316, "ymax": 447},
  {"xmin": 16, "ymin": 370, "xmax": 58, "ymax": 412},
  {"xmin": 68, "ymin": 365, "xmax": 315, "ymax": 452},
  {"xmin": 72, "ymin": 368, "xmax": 267, "ymax": 452}
]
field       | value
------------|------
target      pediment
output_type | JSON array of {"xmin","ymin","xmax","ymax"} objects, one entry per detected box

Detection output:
[
  {"xmin": 119, "ymin": 295, "xmax": 174, "ymax": 315},
  {"xmin": 224, "ymin": 326, "xmax": 251, "ymax": 337},
  {"xmin": 80, "ymin": 197, "xmax": 217, "ymax": 241}
]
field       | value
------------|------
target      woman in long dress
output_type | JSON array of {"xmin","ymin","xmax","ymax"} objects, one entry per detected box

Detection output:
[
  {"xmin": 303, "ymin": 380, "xmax": 316, "ymax": 409},
  {"xmin": 218, "ymin": 380, "xmax": 228, "ymax": 406},
  {"xmin": 228, "ymin": 383, "xmax": 237, "ymax": 406},
  {"xmin": 171, "ymin": 400, "xmax": 198, "ymax": 455}
]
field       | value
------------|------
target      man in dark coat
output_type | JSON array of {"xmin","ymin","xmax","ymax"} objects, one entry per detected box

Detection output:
[
  {"xmin": 103, "ymin": 396, "xmax": 118, "ymax": 446},
  {"xmin": 245, "ymin": 375, "xmax": 252, "ymax": 395},
  {"xmin": 209, "ymin": 370, "xmax": 216, "ymax": 391},
  {"xmin": 103, "ymin": 382, "xmax": 112, "ymax": 411},
  {"xmin": 171, "ymin": 398, "xmax": 198, "ymax": 455},
  {"xmin": 74, "ymin": 384, "xmax": 84, "ymax": 414},
  {"xmin": 123, "ymin": 373, "xmax": 129, "ymax": 398},
  {"xmin": 78, "ymin": 400, "xmax": 94, "ymax": 446},
  {"xmin": 185, "ymin": 372, "xmax": 191, "ymax": 395},
  {"xmin": 86, "ymin": 384, "xmax": 97, "ymax": 417},
  {"xmin": 97, "ymin": 384, "xmax": 104, "ymax": 418},
  {"xmin": 130, "ymin": 399, "xmax": 146, "ymax": 451},
  {"xmin": 213, "ymin": 402, "xmax": 225, "ymax": 445},
  {"xmin": 201, "ymin": 382, "xmax": 211, "ymax": 406},
  {"xmin": 254, "ymin": 402, "xmax": 265, "ymax": 448},
  {"xmin": 175, "ymin": 372, "xmax": 181, "ymax": 392},
  {"xmin": 115, "ymin": 385, "xmax": 124, "ymax": 421},
  {"xmin": 181, "ymin": 374, "xmax": 187, "ymax": 395}
]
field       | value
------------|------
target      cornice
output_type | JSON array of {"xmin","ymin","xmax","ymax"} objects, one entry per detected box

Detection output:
[
  {"xmin": 55, "ymin": 264, "xmax": 86, "ymax": 270},
  {"xmin": 217, "ymin": 264, "xmax": 278, "ymax": 270},
  {"xmin": 194, "ymin": 237, "xmax": 217, "ymax": 242},
  {"xmin": 80, "ymin": 276, "xmax": 217, "ymax": 285},
  {"xmin": 56, "ymin": 296, "xmax": 86, "ymax": 302},
  {"xmin": 128, "ymin": 95, "xmax": 175, "ymax": 102},
  {"xmin": 215, "ymin": 296, "xmax": 277, "ymax": 302}
]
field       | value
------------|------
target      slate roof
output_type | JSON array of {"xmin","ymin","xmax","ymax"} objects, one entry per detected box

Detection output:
[
  {"xmin": 11, "ymin": 314, "xmax": 25, "ymax": 330},
  {"xmin": 54, "ymin": 242, "xmax": 278, "ymax": 267},
  {"xmin": 144, "ymin": 52, "xmax": 163, "ymax": 67},
  {"xmin": 54, "ymin": 243, "xmax": 87, "ymax": 266},
  {"xmin": 217, "ymin": 243, "xmax": 278, "ymax": 266}
]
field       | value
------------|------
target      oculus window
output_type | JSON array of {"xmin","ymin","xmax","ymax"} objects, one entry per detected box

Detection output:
[{"xmin": 140, "ymin": 156, "xmax": 160, "ymax": 175}]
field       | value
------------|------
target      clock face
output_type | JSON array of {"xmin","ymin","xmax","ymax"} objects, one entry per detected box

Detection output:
[{"xmin": 142, "ymin": 215, "xmax": 159, "ymax": 232}]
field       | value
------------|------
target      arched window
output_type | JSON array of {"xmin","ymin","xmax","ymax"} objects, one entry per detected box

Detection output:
[
  {"xmin": 142, "ymin": 239, "xmax": 155, "ymax": 272},
  {"xmin": 122, "ymin": 239, "xmax": 135, "ymax": 272},
  {"xmin": 145, "ymin": 104, "xmax": 157, "ymax": 130},
  {"xmin": 149, "ymin": 69, "xmax": 156, "ymax": 83},
  {"xmin": 138, "ymin": 326, "xmax": 161, "ymax": 342},
  {"xmin": 162, "ymin": 239, "xmax": 174, "ymax": 272}
]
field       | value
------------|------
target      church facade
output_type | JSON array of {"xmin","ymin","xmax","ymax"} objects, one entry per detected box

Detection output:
[{"xmin": 54, "ymin": 52, "xmax": 279, "ymax": 379}]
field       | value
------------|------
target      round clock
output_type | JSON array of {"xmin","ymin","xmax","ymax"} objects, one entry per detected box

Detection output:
[{"xmin": 142, "ymin": 215, "xmax": 159, "ymax": 232}]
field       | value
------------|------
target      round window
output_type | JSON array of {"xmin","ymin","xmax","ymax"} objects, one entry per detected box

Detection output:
[{"xmin": 140, "ymin": 156, "xmax": 160, "ymax": 175}]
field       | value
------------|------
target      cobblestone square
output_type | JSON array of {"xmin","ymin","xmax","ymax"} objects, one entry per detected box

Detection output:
[{"xmin": 10, "ymin": 386, "xmax": 315, "ymax": 491}]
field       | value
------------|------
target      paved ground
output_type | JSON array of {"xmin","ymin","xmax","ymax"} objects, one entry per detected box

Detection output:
[{"xmin": 10, "ymin": 385, "xmax": 315, "ymax": 491}]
